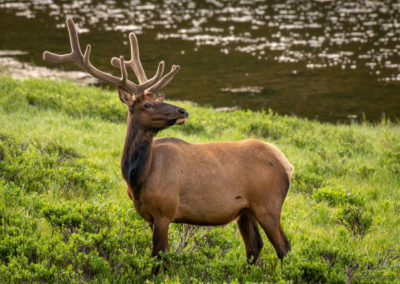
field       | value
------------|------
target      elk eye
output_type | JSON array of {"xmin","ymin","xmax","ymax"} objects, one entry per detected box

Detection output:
[{"xmin": 144, "ymin": 103, "xmax": 152, "ymax": 109}]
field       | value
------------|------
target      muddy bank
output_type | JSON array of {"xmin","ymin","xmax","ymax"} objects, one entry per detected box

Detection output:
[{"xmin": 0, "ymin": 50, "xmax": 98, "ymax": 85}]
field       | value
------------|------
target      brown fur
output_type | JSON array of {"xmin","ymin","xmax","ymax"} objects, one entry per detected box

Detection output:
[{"xmin": 120, "ymin": 91, "xmax": 293, "ymax": 263}]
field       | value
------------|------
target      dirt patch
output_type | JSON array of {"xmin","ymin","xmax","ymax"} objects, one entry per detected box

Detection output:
[{"xmin": 0, "ymin": 50, "xmax": 98, "ymax": 85}]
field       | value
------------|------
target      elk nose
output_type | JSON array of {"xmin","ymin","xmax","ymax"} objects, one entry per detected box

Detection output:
[{"xmin": 178, "ymin": 108, "xmax": 189, "ymax": 117}]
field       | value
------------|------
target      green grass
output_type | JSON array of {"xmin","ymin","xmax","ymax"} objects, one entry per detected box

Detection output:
[{"xmin": 0, "ymin": 75, "xmax": 399, "ymax": 283}]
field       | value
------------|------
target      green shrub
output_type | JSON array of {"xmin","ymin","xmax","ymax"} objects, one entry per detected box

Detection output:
[
  {"xmin": 335, "ymin": 205, "xmax": 372, "ymax": 238},
  {"xmin": 0, "ymin": 132, "xmax": 110, "ymax": 197},
  {"xmin": 335, "ymin": 130, "xmax": 372, "ymax": 157},
  {"xmin": 0, "ymin": 76, "xmax": 125, "ymax": 122},
  {"xmin": 178, "ymin": 121, "xmax": 206, "ymax": 136},
  {"xmin": 298, "ymin": 261, "xmax": 328, "ymax": 283},
  {"xmin": 248, "ymin": 119, "xmax": 287, "ymax": 140},
  {"xmin": 313, "ymin": 186, "xmax": 364, "ymax": 207},
  {"xmin": 0, "ymin": 196, "xmax": 157, "ymax": 283},
  {"xmin": 356, "ymin": 165, "xmax": 376, "ymax": 179},
  {"xmin": 380, "ymin": 149, "xmax": 400, "ymax": 175},
  {"xmin": 292, "ymin": 170, "xmax": 324, "ymax": 194}
]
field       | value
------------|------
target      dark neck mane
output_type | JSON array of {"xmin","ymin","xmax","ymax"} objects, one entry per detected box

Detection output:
[{"xmin": 121, "ymin": 116, "xmax": 156, "ymax": 200}]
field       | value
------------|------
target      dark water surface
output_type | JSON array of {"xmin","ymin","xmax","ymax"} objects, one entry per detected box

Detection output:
[{"xmin": 1, "ymin": 0, "xmax": 399, "ymax": 123}]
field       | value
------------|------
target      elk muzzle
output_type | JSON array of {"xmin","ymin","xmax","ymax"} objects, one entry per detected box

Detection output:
[
  {"xmin": 175, "ymin": 108, "xmax": 188, "ymax": 125},
  {"xmin": 168, "ymin": 108, "xmax": 188, "ymax": 125}
]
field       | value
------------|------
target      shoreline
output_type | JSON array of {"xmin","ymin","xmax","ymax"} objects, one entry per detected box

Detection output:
[
  {"xmin": 0, "ymin": 53, "xmax": 240, "ymax": 113},
  {"xmin": 0, "ymin": 51, "xmax": 98, "ymax": 85},
  {"xmin": 0, "ymin": 53, "xmax": 397, "ymax": 123}
]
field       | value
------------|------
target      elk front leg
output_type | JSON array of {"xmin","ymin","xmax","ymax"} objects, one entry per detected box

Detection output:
[{"xmin": 151, "ymin": 218, "xmax": 170, "ymax": 258}]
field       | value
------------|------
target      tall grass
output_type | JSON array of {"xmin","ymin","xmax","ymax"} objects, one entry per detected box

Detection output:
[{"xmin": 0, "ymin": 76, "xmax": 399, "ymax": 283}]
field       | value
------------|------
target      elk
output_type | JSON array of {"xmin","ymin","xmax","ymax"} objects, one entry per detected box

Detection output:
[{"xmin": 43, "ymin": 18, "xmax": 293, "ymax": 265}]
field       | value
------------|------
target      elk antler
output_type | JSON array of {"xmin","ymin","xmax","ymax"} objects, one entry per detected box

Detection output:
[
  {"xmin": 43, "ymin": 18, "xmax": 180, "ymax": 98},
  {"xmin": 111, "ymin": 33, "xmax": 180, "ymax": 97}
]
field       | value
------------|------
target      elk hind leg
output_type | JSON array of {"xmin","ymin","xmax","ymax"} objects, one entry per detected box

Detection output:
[
  {"xmin": 253, "ymin": 210, "xmax": 291, "ymax": 260},
  {"xmin": 237, "ymin": 210, "xmax": 264, "ymax": 264}
]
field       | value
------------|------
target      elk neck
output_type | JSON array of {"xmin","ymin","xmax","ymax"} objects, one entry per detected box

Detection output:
[{"xmin": 121, "ymin": 114, "xmax": 156, "ymax": 200}]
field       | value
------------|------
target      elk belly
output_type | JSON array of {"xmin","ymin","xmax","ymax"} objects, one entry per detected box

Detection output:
[
  {"xmin": 174, "ymin": 168, "xmax": 250, "ymax": 225},
  {"xmin": 174, "ymin": 192, "xmax": 248, "ymax": 226}
]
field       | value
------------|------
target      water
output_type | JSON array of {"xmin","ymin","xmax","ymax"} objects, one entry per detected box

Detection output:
[{"xmin": 1, "ymin": 0, "xmax": 399, "ymax": 123}]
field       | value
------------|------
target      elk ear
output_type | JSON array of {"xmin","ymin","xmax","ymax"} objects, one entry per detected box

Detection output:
[
  {"xmin": 155, "ymin": 92, "xmax": 165, "ymax": 103},
  {"xmin": 118, "ymin": 87, "xmax": 135, "ymax": 105}
]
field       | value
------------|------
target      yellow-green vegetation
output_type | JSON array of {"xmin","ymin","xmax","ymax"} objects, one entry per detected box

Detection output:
[{"xmin": 0, "ymin": 76, "xmax": 399, "ymax": 283}]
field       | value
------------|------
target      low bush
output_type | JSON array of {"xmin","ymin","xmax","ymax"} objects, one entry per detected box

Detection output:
[
  {"xmin": 0, "ymin": 132, "xmax": 110, "ymax": 197},
  {"xmin": 335, "ymin": 205, "xmax": 372, "ymax": 238},
  {"xmin": 0, "ymin": 76, "xmax": 125, "ymax": 122},
  {"xmin": 313, "ymin": 186, "xmax": 364, "ymax": 207},
  {"xmin": 291, "ymin": 169, "xmax": 324, "ymax": 194}
]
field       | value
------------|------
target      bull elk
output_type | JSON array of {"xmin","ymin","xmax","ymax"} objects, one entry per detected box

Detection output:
[{"xmin": 43, "ymin": 18, "xmax": 293, "ymax": 266}]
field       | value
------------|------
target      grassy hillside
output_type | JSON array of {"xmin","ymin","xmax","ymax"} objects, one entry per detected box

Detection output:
[{"xmin": 0, "ymin": 76, "xmax": 399, "ymax": 283}]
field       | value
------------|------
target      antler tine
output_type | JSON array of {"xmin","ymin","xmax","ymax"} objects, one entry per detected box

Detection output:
[
  {"xmin": 111, "ymin": 57, "xmax": 165, "ymax": 90},
  {"xmin": 119, "ymin": 55, "xmax": 128, "ymax": 83},
  {"xmin": 43, "ymin": 18, "xmax": 140, "ymax": 95},
  {"xmin": 110, "ymin": 33, "xmax": 149, "ymax": 83},
  {"xmin": 111, "ymin": 32, "xmax": 180, "ymax": 98},
  {"xmin": 129, "ymin": 32, "xmax": 147, "ymax": 83},
  {"xmin": 145, "ymin": 65, "xmax": 180, "ymax": 95}
]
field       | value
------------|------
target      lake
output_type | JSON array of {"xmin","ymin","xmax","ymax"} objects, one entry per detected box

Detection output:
[{"xmin": 0, "ymin": 0, "xmax": 399, "ymax": 123}]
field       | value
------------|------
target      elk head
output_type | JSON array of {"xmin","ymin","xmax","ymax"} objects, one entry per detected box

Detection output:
[
  {"xmin": 118, "ymin": 89, "xmax": 188, "ymax": 131},
  {"xmin": 43, "ymin": 18, "xmax": 188, "ymax": 131}
]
